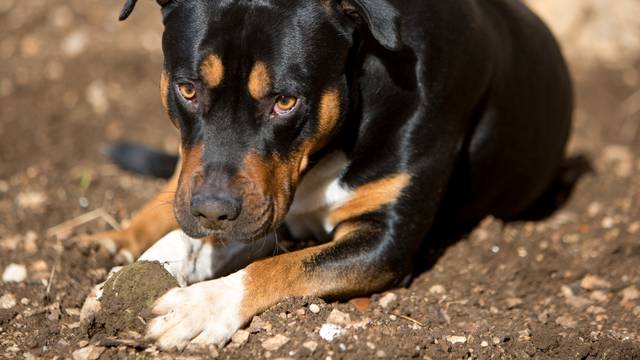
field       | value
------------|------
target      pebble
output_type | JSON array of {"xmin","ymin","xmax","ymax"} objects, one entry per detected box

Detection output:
[
  {"xmin": 0, "ymin": 293, "xmax": 17, "ymax": 309},
  {"xmin": 621, "ymin": 286, "xmax": 639, "ymax": 305},
  {"xmin": 326, "ymin": 309, "xmax": 351, "ymax": 326},
  {"xmin": 62, "ymin": 31, "xmax": 88, "ymax": 57},
  {"xmin": 319, "ymin": 323, "xmax": 344, "ymax": 342},
  {"xmin": 2, "ymin": 263, "xmax": 27, "ymax": 283},
  {"xmin": 480, "ymin": 340, "xmax": 489, "ymax": 347},
  {"xmin": 376, "ymin": 350, "xmax": 387, "ymax": 357},
  {"xmin": 555, "ymin": 315, "xmax": 577, "ymax": 328},
  {"xmin": 379, "ymin": 292, "xmax": 397, "ymax": 308},
  {"xmin": 261, "ymin": 334, "xmax": 289, "ymax": 351},
  {"xmin": 309, "ymin": 304, "xmax": 321, "ymax": 314},
  {"xmin": 627, "ymin": 222, "xmax": 640, "ymax": 234},
  {"xmin": 86, "ymin": 81, "xmax": 108, "ymax": 115},
  {"xmin": 589, "ymin": 290, "xmax": 610, "ymax": 303},
  {"xmin": 72, "ymin": 345, "xmax": 105, "ymax": 360},
  {"xmin": 228, "ymin": 329, "xmax": 250, "ymax": 348},
  {"xmin": 16, "ymin": 191, "xmax": 46, "ymax": 210},
  {"xmin": 248, "ymin": 316, "xmax": 272, "ymax": 333},
  {"xmin": 445, "ymin": 335, "xmax": 467, "ymax": 345},
  {"xmin": 349, "ymin": 297, "xmax": 370, "ymax": 312},
  {"xmin": 580, "ymin": 275, "xmax": 612, "ymax": 290},
  {"xmin": 506, "ymin": 297, "xmax": 523, "ymax": 309},
  {"xmin": 429, "ymin": 284, "xmax": 446, "ymax": 294},
  {"xmin": 302, "ymin": 340, "xmax": 318, "ymax": 352}
]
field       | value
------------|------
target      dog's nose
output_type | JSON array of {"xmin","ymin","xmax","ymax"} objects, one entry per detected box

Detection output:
[{"xmin": 190, "ymin": 193, "xmax": 241, "ymax": 226}]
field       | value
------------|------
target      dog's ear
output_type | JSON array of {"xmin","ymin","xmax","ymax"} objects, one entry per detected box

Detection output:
[
  {"xmin": 119, "ymin": 0, "xmax": 172, "ymax": 21},
  {"xmin": 339, "ymin": 0, "xmax": 402, "ymax": 51}
]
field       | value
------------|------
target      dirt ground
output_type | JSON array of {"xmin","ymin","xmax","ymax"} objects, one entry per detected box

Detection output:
[{"xmin": 1, "ymin": 0, "xmax": 639, "ymax": 359}]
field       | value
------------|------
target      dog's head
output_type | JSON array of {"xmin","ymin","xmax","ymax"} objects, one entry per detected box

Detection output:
[{"xmin": 121, "ymin": 0, "xmax": 401, "ymax": 242}]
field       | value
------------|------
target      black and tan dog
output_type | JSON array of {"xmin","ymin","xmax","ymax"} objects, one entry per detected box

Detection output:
[{"xmin": 82, "ymin": 0, "xmax": 572, "ymax": 350}]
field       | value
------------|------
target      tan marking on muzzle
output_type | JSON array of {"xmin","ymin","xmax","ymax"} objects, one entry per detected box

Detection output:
[
  {"xmin": 200, "ymin": 54, "xmax": 224, "ymax": 88},
  {"xmin": 248, "ymin": 62, "xmax": 271, "ymax": 100},
  {"xmin": 160, "ymin": 70, "xmax": 169, "ymax": 111},
  {"xmin": 328, "ymin": 173, "xmax": 411, "ymax": 226}
]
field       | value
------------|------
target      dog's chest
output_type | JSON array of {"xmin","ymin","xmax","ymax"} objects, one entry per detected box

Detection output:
[{"xmin": 285, "ymin": 152, "xmax": 351, "ymax": 240}]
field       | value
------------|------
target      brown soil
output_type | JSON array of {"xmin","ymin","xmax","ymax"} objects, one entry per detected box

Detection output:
[
  {"xmin": 87, "ymin": 261, "xmax": 178, "ymax": 339},
  {"xmin": 1, "ymin": 0, "xmax": 639, "ymax": 359}
]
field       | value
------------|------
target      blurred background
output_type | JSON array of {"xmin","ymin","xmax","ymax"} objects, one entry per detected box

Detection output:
[{"xmin": 0, "ymin": 0, "xmax": 639, "ymax": 358}]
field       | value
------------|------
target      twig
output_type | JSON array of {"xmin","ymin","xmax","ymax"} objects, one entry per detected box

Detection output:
[
  {"xmin": 394, "ymin": 312, "xmax": 424, "ymax": 327},
  {"xmin": 46, "ymin": 208, "xmax": 121, "ymax": 238},
  {"xmin": 45, "ymin": 263, "xmax": 56, "ymax": 296}
]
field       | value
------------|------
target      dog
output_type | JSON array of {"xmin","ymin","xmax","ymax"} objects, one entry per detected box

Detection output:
[{"xmin": 81, "ymin": 0, "xmax": 572, "ymax": 350}]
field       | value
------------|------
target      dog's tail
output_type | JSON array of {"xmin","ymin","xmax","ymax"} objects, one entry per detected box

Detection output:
[{"xmin": 104, "ymin": 141, "xmax": 178, "ymax": 179}]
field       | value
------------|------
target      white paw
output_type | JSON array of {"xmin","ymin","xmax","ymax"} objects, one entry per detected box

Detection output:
[{"xmin": 146, "ymin": 270, "xmax": 246, "ymax": 350}]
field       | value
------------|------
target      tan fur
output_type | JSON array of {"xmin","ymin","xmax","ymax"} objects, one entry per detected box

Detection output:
[
  {"xmin": 328, "ymin": 173, "xmax": 412, "ymax": 226},
  {"xmin": 200, "ymin": 54, "xmax": 224, "ymax": 88},
  {"xmin": 248, "ymin": 62, "xmax": 271, "ymax": 100},
  {"xmin": 160, "ymin": 70, "xmax": 170, "ymax": 111}
]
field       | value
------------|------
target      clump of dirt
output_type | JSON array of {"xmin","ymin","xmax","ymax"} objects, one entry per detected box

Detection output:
[{"xmin": 89, "ymin": 261, "xmax": 178, "ymax": 338}]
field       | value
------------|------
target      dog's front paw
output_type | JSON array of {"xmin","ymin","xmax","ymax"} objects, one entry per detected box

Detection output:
[{"xmin": 146, "ymin": 270, "xmax": 247, "ymax": 350}]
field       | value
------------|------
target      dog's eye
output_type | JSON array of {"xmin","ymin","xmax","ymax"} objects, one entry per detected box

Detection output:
[
  {"xmin": 178, "ymin": 83, "xmax": 197, "ymax": 101},
  {"xmin": 273, "ymin": 96, "xmax": 298, "ymax": 115}
]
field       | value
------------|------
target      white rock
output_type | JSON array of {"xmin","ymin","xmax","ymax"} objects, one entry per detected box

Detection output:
[
  {"xmin": 303, "ymin": 340, "xmax": 318, "ymax": 352},
  {"xmin": 378, "ymin": 292, "xmax": 397, "ymax": 308},
  {"xmin": 2, "ymin": 263, "xmax": 27, "ymax": 282},
  {"xmin": 62, "ymin": 31, "xmax": 88, "ymax": 57},
  {"xmin": 0, "ymin": 293, "xmax": 16, "ymax": 309},
  {"xmin": 319, "ymin": 323, "xmax": 344, "ymax": 342},
  {"xmin": 309, "ymin": 303, "xmax": 321, "ymax": 313},
  {"xmin": 429, "ymin": 285, "xmax": 446, "ymax": 294},
  {"xmin": 261, "ymin": 334, "xmax": 289, "ymax": 351},
  {"xmin": 326, "ymin": 309, "xmax": 351, "ymax": 326},
  {"xmin": 16, "ymin": 191, "xmax": 46, "ymax": 210},
  {"xmin": 445, "ymin": 335, "xmax": 467, "ymax": 345},
  {"xmin": 228, "ymin": 329, "xmax": 250, "ymax": 348},
  {"xmin": 72, "ymin": 345, "xmax": 105, "ymax": 360}
]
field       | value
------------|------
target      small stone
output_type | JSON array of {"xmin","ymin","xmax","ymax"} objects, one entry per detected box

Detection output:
[
  {"xmin": 429, "ymin": 285, "xmax": 446, "ymax": 294},
  {"xmin": 29, "ymin": 260, "xmax": 48, "ymax": 273},
  {"xmin": 326, "ymin": 309, "xmax": 351, "ymax": 326},
  {"xmin": 589, "ymin": 291, "xmax": 610, "ymax": 303},
  {"xmin": 16, "ymin": 191, "xmax": 46, "ymax": 210},
  {"xmin": 621, "ymin": 286, "xmax": 640, "ymax": 305},
  {"xmin": 555, "ymin": 315, "xmax": 577, "ymax": 328},
  {"xmin": 20, "ymin": 35, "xmax": 41, "ymax": 58},
  {"xmin": 506, "ymin": 297, "xmax": 523, "ymax": 309},
  {"xmin": 492, "ymin": 337, "xmax": 501, "ymax": 345},
  {"xmin": 580, "ymin": 275, "xmax": 611, "ymax": 290},
  {"xmin": 62, "ymin": 31, "xmax": 88, "ymax": 57},
  {"xmin": 319, "ymin": 323, "xmax": 344, "ymax": 342},
  {"xmin": 261, "ymin": 334, "xmax": 290, "ymax": 351},
  {"xmin": 517, "ymin": 247, "xmax": 528, "ymax": 258},
  {"xmin": 587, "ymin": 202, "xmax": 602, "ymax": 217},
  {"xmin": 229, "ymin": 329, "xmax": 250, "ymax": 348},
  {"xmin": 349, "ymin": 297, "xmax": 370, "ymax": 312},
  {"xmin": 2, "ymin": 264, "xmax": 27, "ymax": 282},
  {"xmin": 446, "ymin": 335, "xmax": 467, "ymax": 345},
  {"xmin": 480, "ymin": 340, "xmax": 489, "ymax": 347},
  {"xmin": 601, "ymin": 217, "xmax": 615, "ymax": 229},
  {"xmin": 0, "ymin": 293, "xmax": 16, "ymax": 309},
  {"xmin": 628, "ymin": 222, "xmax": 640, "ymax": 234},
  {"xmin": 379, "ymin": 292, "xmax": 397, "ymax": 308},
  {"xmin": 295, "ymin": 308, "xmax": 305, "ymax": 316},
  {"xmin": 303, "ymin": 340, "xmax": 318, "ymax": 352},
  {"xmin": 376, "ymin": 350, "xmax": 386, "ymax": 357},
  {"xmin": 72, "ymin": 345, "xmax": 105, "ymax": 360},
  {"xmin": 86, "ymin": 81, "xmax": 108, "ymax": 115},
  {"xmin": 309, "ymin": 304, "xmax": 321, "ymax": 314},
  {"xmin": 248, "ymin": 316, "xmax": 272, "ymax": 333},
  {"xmin": 23, "ymin": 232, "xmax": 37, "ymax": 254}
]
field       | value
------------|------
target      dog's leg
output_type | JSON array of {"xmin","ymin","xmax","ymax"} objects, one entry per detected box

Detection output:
[
  {"xmin": 81, "ymin": 168, "xmax": 179, "ymax": 261},
  {"xmin": 146, "ymin": 220, "xmax": 414, "ymax": 349}
]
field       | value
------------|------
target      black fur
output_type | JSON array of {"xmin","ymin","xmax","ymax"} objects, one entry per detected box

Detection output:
[{"xmin": 120, "ymin": 0, "xmax": 572, "ymax": 295}]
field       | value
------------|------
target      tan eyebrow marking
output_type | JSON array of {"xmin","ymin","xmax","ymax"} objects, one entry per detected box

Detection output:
[
  {"xmin": 200, "ymin": 54, "xmax": 224, "ymax": 88},
  {"xmin": 248, "ymin": 62, "xmax": 272, "ymax": 100}
]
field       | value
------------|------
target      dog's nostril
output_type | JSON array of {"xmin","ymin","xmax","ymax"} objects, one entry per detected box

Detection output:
[{"xmin": 190, "ymin": 194, "xmax": 241, "ymax": 226}]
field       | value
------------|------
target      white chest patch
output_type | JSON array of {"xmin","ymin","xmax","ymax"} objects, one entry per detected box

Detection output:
[{"xmin": 285, "ymin": 151, "xmax": 352, "ymax": 240}]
